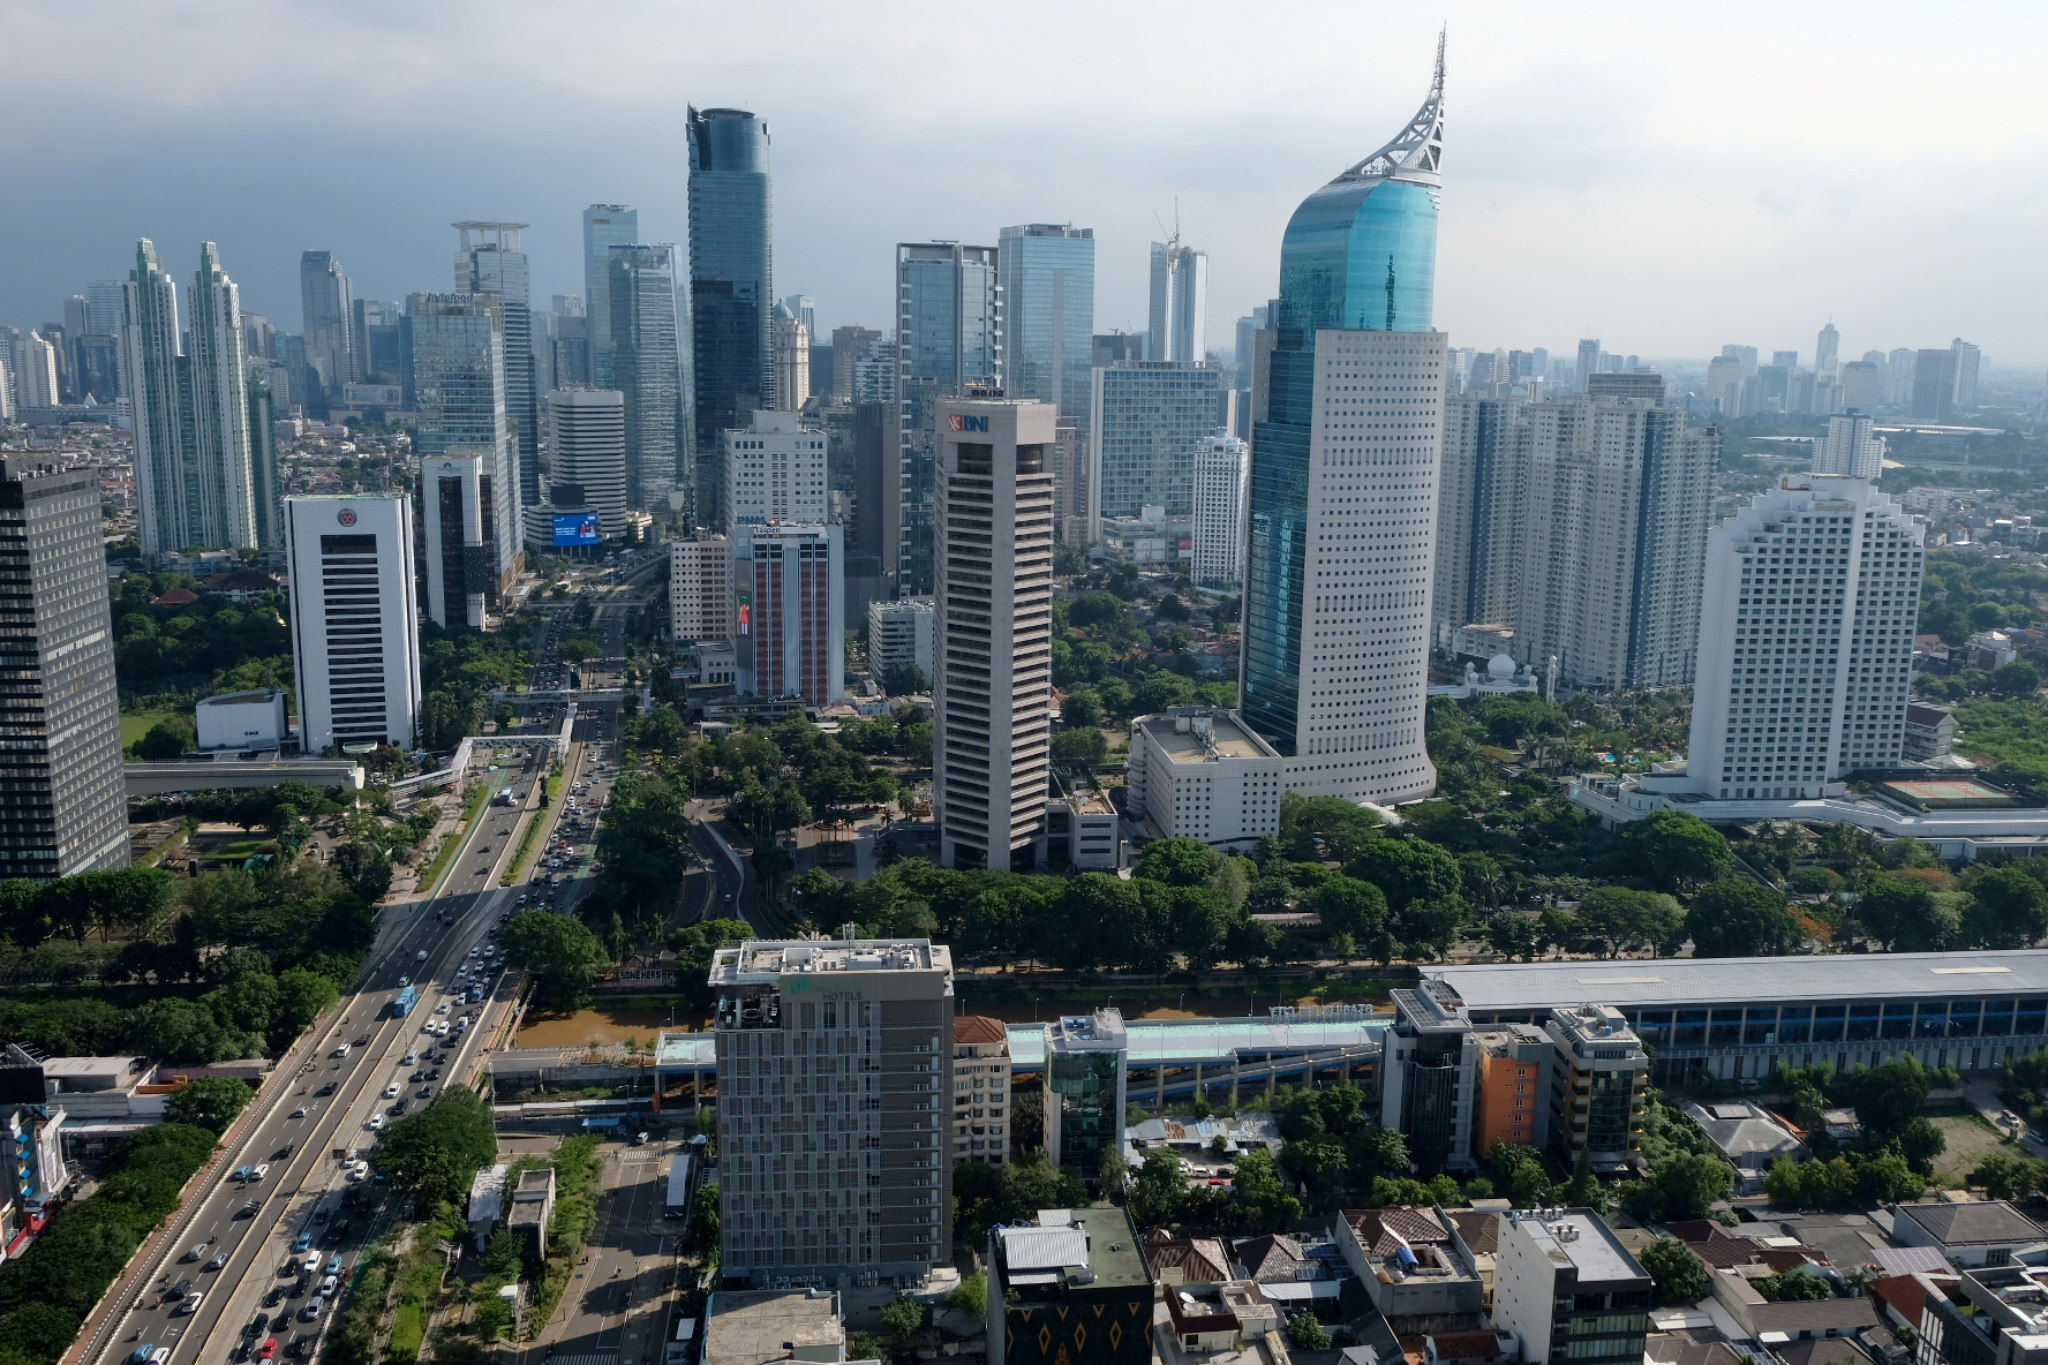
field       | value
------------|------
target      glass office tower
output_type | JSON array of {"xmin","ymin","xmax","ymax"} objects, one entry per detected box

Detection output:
[
  {"xmin": 996, "ymin": 224, "xmax": 1094, "ymax": 421},
  {"xmin": 1240, "ymin": 39, "xmax": 1447, "ymax": 804},
  {"xmin": 582, "ymin": 205, "xmax": 638, "ymax": 387},
  {"xmin": 608, "ymin": 245, "xmax": 687, "ymax": 514},
  {"xmin": 455, "ymin": 222, "xmax": 539, "ymax": 513},
  {"xmin": 893, "ymin": 243, "xmax": 1001, "ymax": 595},
  {"xmin": 688, "ymin": 106, "xmax": 771, "ymax": 520}
]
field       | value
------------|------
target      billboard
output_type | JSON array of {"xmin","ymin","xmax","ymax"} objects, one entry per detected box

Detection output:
[{"xmin": 553, "ymin": 512, "xmax": 601, "ymax": 546}]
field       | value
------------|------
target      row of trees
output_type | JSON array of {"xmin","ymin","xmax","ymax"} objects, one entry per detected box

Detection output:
[
  {"xmin": 112, "ymin": 571, "xmax": 292, "ymax": 704},
  {"xmin": 418, "ymin": 626, "xmax": 528, "ymax": 752}
]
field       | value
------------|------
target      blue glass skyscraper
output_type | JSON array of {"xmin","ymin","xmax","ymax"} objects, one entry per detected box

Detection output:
[
  {"xmin": 688, "ymin": 106, "xmax": 772, "ymax": 522},
  {"xmin": 997, "ymin": 224, "xmax": 1094, "ymax": 421},
  {"xmin": 1239, "ymin": 39, "xmax": 1449, "ymax": 804},
  {"xmin": 582, "ymin": 204, "xmax": 638, "ymax": 388}
]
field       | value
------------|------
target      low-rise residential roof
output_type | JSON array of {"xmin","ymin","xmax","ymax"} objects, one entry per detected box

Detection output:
[
  {"xmin": 1342, "ymin": 1206, "xmax": 1451, "ymax": 1257},
  {"xmin": 1894, "ymin": 1199, "xmax": 2045, "ymax": 1248}
]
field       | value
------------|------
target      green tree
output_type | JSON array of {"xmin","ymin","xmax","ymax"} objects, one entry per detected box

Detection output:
[
  {"xmin": 1225, "ymin": 1149, "xmax": 1303, "ymax": 1234},
  {"xmin": 371, "ymin": 1089, "xmax": 497, "ymax": 1206},
  {"xmin": 1061, "ymin": 691, "xmax": 1103, "ymax": 727},
  {"xmin": 1288, "ymin": 1314, "xmax": 1333, "ymax": 1351},
  {"xmin": 1625, "ymin": 1151, "xmax": 1734, "ymax": 1222},
  {"xmin": 1574, "ymin": 887, "xmax": 1683, "ymax": 958},
  {"xmin": 128, "ymin": 997, "xmax": 230, "ymax": 1064},
  {"xmin": 1638, "ymin": 1239, "xmax": 1710, "ymax": 1305},
  {"xmin": 1992, "ymin": 660, "xmax": 2043, "ymax": 697},
  {"xmin": 134, "ymin": 719, "xmax": 192, "ymax": 761},
  {"xmin": 162, "ymin": 1075, "xmax": 254, "ymax": 1135},
  {"xmin": 1051, "ymin": 726, "xmax": 1109, "ymax": 765},
  {"xmin": 1856, "ymin": 873, "xmax": 1955, "ymax": 951},
  {"xmin": 1972, "ymin": 1151, "xmax": 2048, "ymax": 1201},
  {"xmin": 1130, "ymin": 1148, "xmax": 1188, "ymax": 1228},
  {"xmin": 1137, "ymin": 837, "xmax": 1223, "ymax": 888},
  {"xmin": 332, "ymin": 841, "xmax": 392, "ymax": 903},
  {"xmin": 501, "ymin": 911, "xmax": 610, "ymax": 1012},
  {"xmin": 882, "ymin": 663, "xmax": 928, "ymax": 696},
  {"xmin": 946, "ymin": 1272, "xmax": 988, "ymax": 1317},
  {"xmin": 1628, "ymin": 809, "xmax": 1733, "ymax": 890},
  {"xmin": 1346, "ymin": 839, "xmax": 1462, "ymax": 909},
  {"xmin": 270, "ymin": 967, "xmax": 341, "ymax": 1050},
  {"xmin": 1965, "ymin": 865, "xmax": 2048, "ymax": 949},
  {"xmin": 1311, "ymin": 876, "xmax": 1389, "ymax": 943},
  {"xmin": 880, "ymin": 1297, "xmax": 923, "ymax": 1345},
  {"xmin": 1685, "ymin": 879, "xmax": 1800, "ymax": 957}
]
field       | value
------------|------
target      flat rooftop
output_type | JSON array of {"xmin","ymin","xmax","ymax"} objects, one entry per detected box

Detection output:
[
  {"xmin": 200, "ymin": 690, "xmax": 282, "ymax": 706},
  {"xmin": 999, "ymin": 1206, "xmax": 1149, "ymax": 1291},
  {"xmin": 704, "ymin": 1289, "xmax": 844, "ymax": 1365},
  {"xmin": 1432, "ymin": 950, "xmax": 2048, "ymax": 1012},
  {"xmin": 709, "ymin": 939, "xmax": 947, "ymax": 983},
  {"xmin": 1507, "ymin": 1210, "xmax": 1644, "ymax": 1284},
  {"xmin": 1136, "ymin": 710, "xmax": 1277, "ymax": 763}
]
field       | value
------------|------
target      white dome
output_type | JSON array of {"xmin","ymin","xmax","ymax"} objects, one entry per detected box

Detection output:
[{"xmin": 1487, "ymin": 653, "xmax": 1516, "ymax": 679}]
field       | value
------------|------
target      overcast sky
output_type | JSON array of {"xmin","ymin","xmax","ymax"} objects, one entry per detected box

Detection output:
[{"xmin": 4, "ymin": 0, "xmax": 2045, "ymax": 369}]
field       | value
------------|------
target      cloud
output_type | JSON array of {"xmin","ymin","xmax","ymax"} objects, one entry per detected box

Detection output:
[{"xmin": 1, "ymin": 0, "xmax": 2044, "ymax": 365}]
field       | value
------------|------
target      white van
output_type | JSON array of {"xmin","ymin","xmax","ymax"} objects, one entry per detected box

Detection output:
[{"xmin": 330, "ymin": 1043, "xmax": 351, "ymax": 1059}]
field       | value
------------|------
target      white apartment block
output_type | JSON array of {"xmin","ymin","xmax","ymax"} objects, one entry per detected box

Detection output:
[
  {"xmin": 950, "ymin": 1016, "xmax": 1011, "ymax": 1167},
  {"xmin": 668, "ymin": 535, "xmax": 733, "ymax": 645},
  {"xmin": 1514, "ymin": 397, "xmax": 1715, "ymax": 691},
  {"xmin": 1684, "ymin": 475, "xmax": 1925, "ymax": 799},
  {"xmin": 1126, "ymin": 708, "xmax": 1284, "ymax": 853},
  {"xmin": 722, "ymin": 408, "xmax": 826, "ymax": 529},
  {"xmin": 934, "ymin": 398, "xmax": 1057, "ymax": 872},
  {"xmin": 285, "ymin": 496, "xmax": 421, "ymax": 754},
  {"xmin": 712, "ymin": 939, "xmax": 952, "ymax": 1287},
  {"xmin": 1811, "ymin": 411, "xmax": 1885, "ymax": 481},
  {"xmin": 867, "ymin": 595, "xmax": 935, "ymax": 682},
  {"xmin": 1190, "ymin": 432, "xmax": 1248, "ymax": 589}
]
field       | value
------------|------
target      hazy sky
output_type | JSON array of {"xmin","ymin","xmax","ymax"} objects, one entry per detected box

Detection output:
[{"xmin": 5, "ymin": 0, "xmax": 2046, "ymax": 369}]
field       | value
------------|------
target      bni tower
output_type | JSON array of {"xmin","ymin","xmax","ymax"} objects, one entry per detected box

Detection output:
[{"xmin": 1240, "ymin": 38, "xmax": 1448, "ymax": 804}]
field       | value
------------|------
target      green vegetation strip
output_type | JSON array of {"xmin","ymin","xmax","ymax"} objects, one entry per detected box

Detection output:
[
  {"xmin": 502, "ymin": 805, "xmax": 547, "ymax": 886},
  {"xmin": 419, "ymin": 783, "xmax": 490, "ymax": 896},
  {"xmin": 527, "ymin": 1135, "xmax": 604, "ymax": 1334}
]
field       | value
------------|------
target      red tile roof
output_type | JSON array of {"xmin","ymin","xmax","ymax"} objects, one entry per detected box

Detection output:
[{"xmin": 954, "ymin": 1015, "xmax": 1008, "ymax": 1046}]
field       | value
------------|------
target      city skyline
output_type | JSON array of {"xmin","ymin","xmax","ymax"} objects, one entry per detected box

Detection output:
[{"xmin": 4, "ymin": 2, "xmax": 2045, "ymax": 366}]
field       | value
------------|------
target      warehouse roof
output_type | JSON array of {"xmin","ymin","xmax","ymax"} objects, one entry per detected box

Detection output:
[{"xmin": 1430, "ymin": 950, "xmax": 2048, "ymax": 1012}]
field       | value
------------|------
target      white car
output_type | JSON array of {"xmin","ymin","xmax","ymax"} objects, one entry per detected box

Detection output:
[
  {"xmin": 383, "ymin": 1083, "xmax": 401, "ymax": 1100},
  {"xmin": 402, "ymin": 1051, "xmax": 417, "ymax": 1065},
  {"xmin": 366, "ymin": 1115, "xmax": 385, "ymax": 1132},
  {"xmin": 330, "ymin": 1043, "xmax": 351, "ymax": 1059},
  {"xmin": 454, "ymin": 1016, "xmax": 471, "ymax": 1032},
  {"xmin": 468, "ymin": 946, "xmax": 480, "ymax": 957},
  {"xmin": 249, "ymin": 1163, "xmax": 270, "ymax": 1182},
  {"xmin": 434, "ymin": 1002, "xmax": 450, "ymax": 1015},
  {"xmin": 397, "ymin": 975, "xmax": 409, "ymax": 988},
  {"xmin": 177, "ymin": 1292, "xmax": 204, "ymax": 1316}
]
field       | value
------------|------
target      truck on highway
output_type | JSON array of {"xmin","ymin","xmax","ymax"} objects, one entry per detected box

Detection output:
[{"xmin": 387, "ymin": 985, "xmax": 420, "ymax": 1019}]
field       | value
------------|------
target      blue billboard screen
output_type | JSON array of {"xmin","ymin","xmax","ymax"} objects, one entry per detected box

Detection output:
[{"xmin": 553, "ymin": 513, "xmax": 601, "ymax": 546}]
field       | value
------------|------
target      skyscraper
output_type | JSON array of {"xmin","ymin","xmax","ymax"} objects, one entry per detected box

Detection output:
[
  {"xmin": 998, "ymin": 224, "xmax": 1095, "ymax": 421},
  {"xmin": 1683, "ymin": 475, "xmax": 1923, "ymax": 799},
  {"xmin": 1910, "ymin": 348, "xmax": 1958, "ymax": 421},
  {"xmin": 687, "ymin": 106, "xmax": 773, "ymax": 483},
  {"xmin": 454, "ymin": 222, "xmax": 539, "ymax": 514},
  {"xmin": 285, "ymin": 496, "xmax": 422, "ymax": 754},
  {"xmin": 1432, "ymin": 394, "xmax": 1522, "ymax": 647},
  {"xmin": 1575, "ymin": 338, "xmax": 1600, "ymax": 392},
  {"xmin": 0, "ymin": 459, "xmax": 129, "ymax": 878},
  {"xmin": 1147, "ymin": 236, "xmax": 1208, "ymax": 363},
  {"xmin": 408, "ymin": 292, "xmax": 521, "ymax": 601},
  {"xmin": 1087, "ymin": 361, "xmax": 1226, "ymax": 525},
  {"xmin": 829, "ymin": 325, "xmax": 886, "ymax": 402},
  {"xmin": 245, "ymin": 370, "xmax": 284, "ymax": 548},
  {"xmin": 1951, "ymin": 338, "xmax": 1982, "ymax": 409},
  {"xmin": 894, "ymin": 242, "xmax": 1001, "ymax": 593},
  {"xmin": 419, "ymin": 453, "xmax": 491, "ymax": 629},
  {"xmin": 120, "ymin": 240, "xmax": 259, "ymax": 555},
  {"xmin": 722, "ymin": 409, "xmax": 827, "ymax": 529},
  {"xmin": 1812, "ymin": 411, "xmax": 1885, "ymax": 479},
  {"xmin": 581, "ymin": 205, "xmax": 638, "ymax": 387},
  {"xmin": 933, "ymin": 398, "xmax": 1055, "ymax": 871},
  {"xmin": 1513, "ymin": 394, "xmax": 1716, "ymax": 691},
  {"xmin": 767, "ymin": 300, "xmax": 809, "ymax": 410},
  {"xmin": 6, "ymin": 333, "xmax": 57, "ymax": 410},
  {"xmin": 1815, "ymin": 321, "xmax": 1840, "ymax": 378},
  {"xmin": 1191, "ymin": 431, "xmax": 1249, "ymax": 589},
  {"xmin": 298, "ymin": 250, "xmax": 355, "ymax": 404},
  {"xmin": 1838, "ymin": 360, "xmax": 1884, "ymax": 412},
  {"xmin": 548, "ymin": 388, "xmax": 628, "ymax": 539},
  {"xmin": 607, "ymin": 245, "xmax": 687, "ymax": 514},
  {"xmin": 1239, "ymin": 40, "xmax": 1447, "ymax": 803}
]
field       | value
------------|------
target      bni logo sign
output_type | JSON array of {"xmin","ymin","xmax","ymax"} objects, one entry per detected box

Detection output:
[
  {"xmin": 946, "ymin": 413, "xmax": 989, "ymax": 433},
  {"xmin": 336, "ymin": 508, "xmax": 358, "ymax": 527}
]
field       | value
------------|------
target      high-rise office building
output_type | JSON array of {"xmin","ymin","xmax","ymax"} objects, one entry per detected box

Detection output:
[
  {"xmin": 0, "ymin": 360, "xmax": 11, "ymax": 421},
  {"xmin": 1683, "ymin": 475, "xmax": 1923, "ymax": 800},
  {"xmin": 1493, "ymin": 1209, "xmax": 1651, "ymax": 1365},
  {"xmin": 285, "ymin": 495, "xmax": 422, "ymax": 754},
  {"xmin": 549, "ymin": 292, "xmax": 590, "ymax": 389},
  {"xmin": 668, "ymin": 534, "xmax": 733, "ymax": 644},
  {"xmin": 1190, "ymin": 431, "xmax": 1248, "ymax": 589},
  {"xmin": 1514, "ymin": 394, "xmax": 1715, "ymax": 691},
  {"xmin": 0, "ymin": 459, "xmax": 129, "ymax": 878},
  {"xmin": 454, "ymin": 222, "xmax": 539, "ymax": 514},
  {"xmin": 1705, "ymin": 355, "xmax": 1744, "ymax": 416},
  {"xmin": 6, "ymin": 333, "xmax": 57, "ymax": 410},
  {"xmin": 86, "ymin": 279, "xmax": 123, "ymax": 338},
  {"xmin": 1812, "ymin": 411, "xmax": 1885, "ymax": 479},
  {"xmin": 1885, "ymin": 347, "xmax": 1917, "ymax": 407},
  {"xmin": 1771, "ymin": 349, "xmax": 1800, "ymax": 372},
  {"xmin": 767, "ymin": 301, "xmax": 809, "ymax": 410},
  {"xmin": 607, "ymin": 245, "xmax": 687, "ymax": 514},
  {"xmin": 830, "ymin": 326, "xmax": 887, "ymax": 402},
  {"xmin": 1815, "ymin": 321, "xmax": 1840, "ymax": 378},
  {"xmin": 1432, "ymin": 394, "xmax": 1522, "ymax": 647},
  {"xmin": 1048, "ymin": 418, "xmax": 1090, "ymax": 547},
  {"xmin": 419, "ymin": 453, "xmax": 491, "ymax": 630},
  {"xmin": 1147, "ymin": 237, "xmax": 1208, "ymax": 363},
  {"xmin": 1722, "ymin": 343, "xmax": 1759, "ymax": 379},
  {"xmin": 353, "ymin": 298, "xmax": 405, "ymax": 384},
  {"xmin": 120, "ymin": 240, "xmax": 259, "ymax": 555},
  {"xmin": 1839, "ymin": 360, "xmax": 1884, "ymax": 412},
  {"xmin": 722, "ymin": 409, "xmax": 826, "ymax": 529},
  {"xmin": 298, "ymin": 250, "xmax": 355, "ymax": 403},
  {"xmin": 867, "ymin": 596, "xmax": 936, "ymax": 681},
  {"xmin": 409, "ymin": 293, "xmax": 521, "ymax": 600},
  {"xmin": 548, "ymin": 389, "xmax": 628, "ymax": 539},
  {"xmin": 894, "ymin": 243, "xmax": 1001, "ymax": 594},
  {"xmin": 711, "ymin": 938, "xmax": 953, "ymax": 1286},
  {"xmin": 998, "ymin": 224, "xmax": 1095, "ymax": 421},
  {"xmin": 1087, "ymin": 361, "xmax": 1226, "ymax": 526},
  {"xmin": 1239, "ymin": 43, "xmax": 1447, "ymax": 803},
  {"xmin": 688, "ymin": 106, "xmax": 773, "ymax": 479},
  {"xmin": 732, "ymin": 522, "xmax": 844, "ymax": 702},
  {"xmin": 581, "ymin": 205, "xmax": 638, "ymax": 387},
  {"xmin": 1951, "ymin": 338, "xmax": 1982, "ymax": 409},
  {"xmin": 1910, "ymin": 348, "xmax": 1958, "ymax": 422},
  {"xmin": 1233, "ymin": 306, "xmax": 1269, "ymax": 395},
  {"xmin": 933, "ymin": 398, "xmax": 1055, "ymax": 871},
  {"xmin": 778, "ymin": 294, "xmax": 815, "ymax": 337},
  {"xmin": 246, "ymin": 370, "xmax": 284, "ymax": 548},
  {"xmin": 1574, "ymin": 338, "xmax": 1600, "ymax": 392}
]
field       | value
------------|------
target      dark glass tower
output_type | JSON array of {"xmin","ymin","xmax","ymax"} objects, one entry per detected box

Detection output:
[
  {"xmin": 1240, "ymin": 39, "xmax": 1447, "ymax": 803},
  {"xmin": 687, "ymin": 106, "xmax": 771, "ymax": 523}
]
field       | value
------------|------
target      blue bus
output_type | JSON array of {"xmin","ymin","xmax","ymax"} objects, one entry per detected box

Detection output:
[{"xmin": 388, "ymin": 985, "xmax": 420, "ymax": 1018}]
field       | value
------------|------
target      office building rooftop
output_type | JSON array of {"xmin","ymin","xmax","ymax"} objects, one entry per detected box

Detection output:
[
  {"xmin": 1506, "ymin": 1209, "xmax": 1643, "ymax": 1283},
  {"xmin": 1432, "ymin": 950, "xmax": 2048, "ymax": 1012},
  {"xmin": 709, "ymin": 939, "xmax": 948, "ymax": 983}
]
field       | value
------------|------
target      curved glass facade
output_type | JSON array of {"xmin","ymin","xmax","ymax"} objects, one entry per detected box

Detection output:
[{"xmin": 1241, "ymin": 176, "xmax": 1440, "ymax": 758}]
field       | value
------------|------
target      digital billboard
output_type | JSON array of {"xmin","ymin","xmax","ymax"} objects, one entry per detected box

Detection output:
[{"xmin": 552, "ymin": 512, "xmax": 601, "ymax": 546}]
